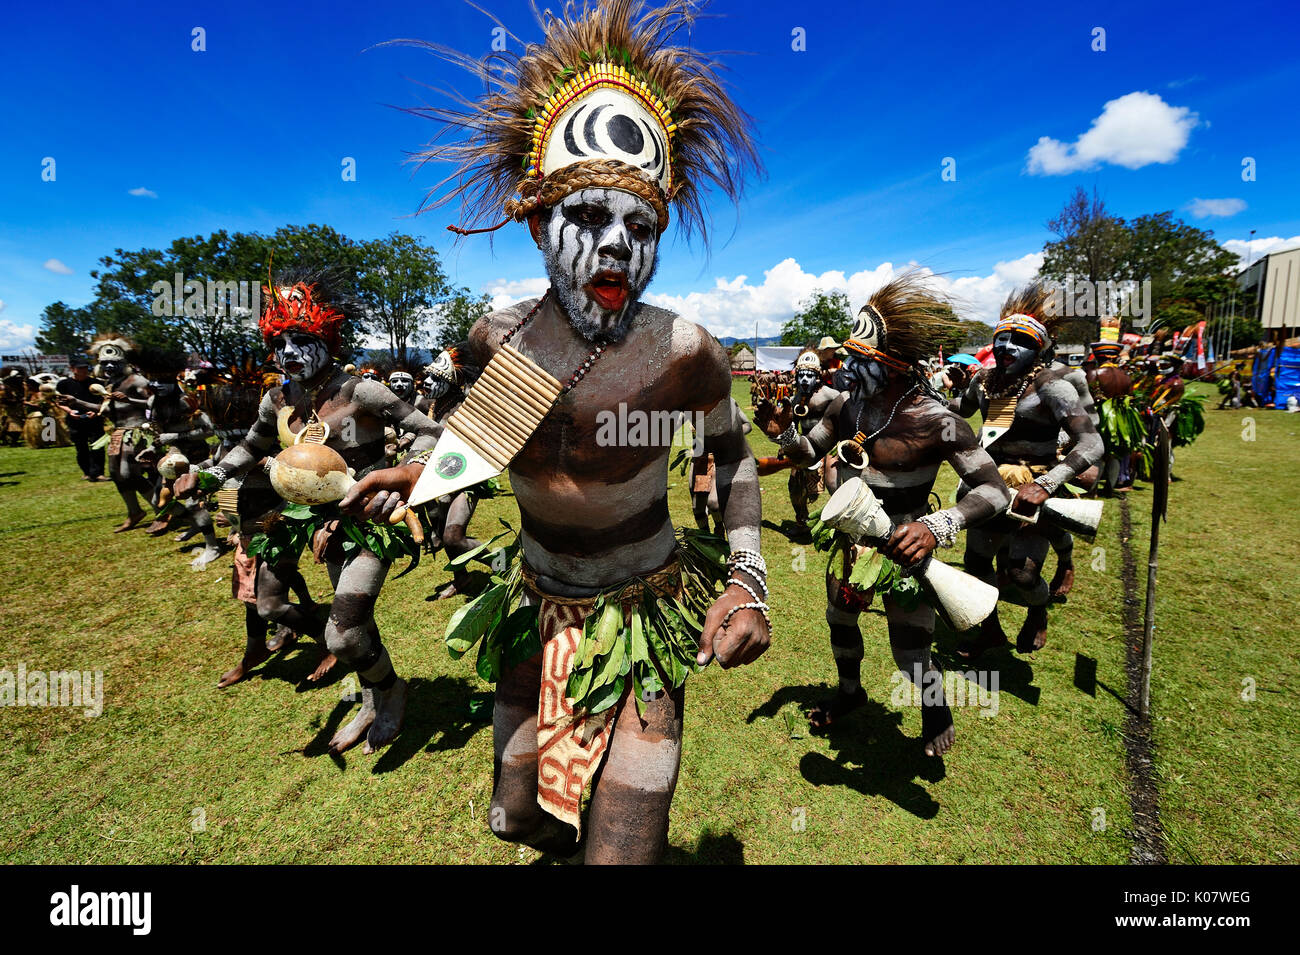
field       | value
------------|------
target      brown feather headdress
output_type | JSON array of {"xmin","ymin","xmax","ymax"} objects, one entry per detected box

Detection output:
[
  {"xmin": 844, "ymin": 270, "xmax": 961, "ymax": 371},
  {"xmin": 400, "ymin": 0, "xmax": 760, "ymax": 242}
]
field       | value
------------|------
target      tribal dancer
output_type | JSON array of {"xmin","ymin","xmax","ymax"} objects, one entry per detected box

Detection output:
[
  {"xmin": 951, "ymin": 283, "xmax": 1103, "ymax": 657},
  {"xmin": 757, "ymin": 273, "xmax": 1010, "ymax": 754},
  {"xmin": 785, "ymin": 349, "xmax": 841, "ymax": 533},
  {"xmin": 56, "ymin": 359, "xmax": 105, "ymax": 480},
  {"xmin": 1043, "ymin": 350, "xmax": 1100, "ymax": 600},
  {"xmin": 1, "ymin": 367, "xmax": 26, "ymax": 447},
  {"xmin": 419, "ymin": 345, "xmax": 490, "ymax": 598},
  {"xmin": 176, "ymin": 268, "xmax": 440, "ymax": 752},
  {"xmin": 91, "ymin": 337, "xmax": 157, "ymax": 532},
  {"xmin": 144, "ymin": 368, "xmax": 223, "ymax": 568},
  {"xmin": 346, "ymin": 0, "xmax": 768, "ymax": 861}
]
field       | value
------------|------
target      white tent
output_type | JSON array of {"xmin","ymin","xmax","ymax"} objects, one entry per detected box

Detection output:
[{"xmin": 755, "ymin": 346, "xmax": 802, "ymax": 371}]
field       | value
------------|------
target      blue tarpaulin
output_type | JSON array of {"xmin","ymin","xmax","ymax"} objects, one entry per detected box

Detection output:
[{"xmin": 1275, "ymin": 347, "xmax": 1300, "ymax": 406}]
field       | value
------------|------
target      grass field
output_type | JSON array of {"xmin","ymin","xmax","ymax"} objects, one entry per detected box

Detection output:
[{"xmin": 1, "ymin": 381, "xmax": 1295, "ymax": 864}]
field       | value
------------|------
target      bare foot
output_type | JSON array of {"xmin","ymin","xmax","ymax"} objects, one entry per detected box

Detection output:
[
  {"xmin": 218, "ymin": 645, "xmax": 273, "ymax": 688},
  {"xmin": 308, "ymin": 652, "xmax": 338, "ymax": 682},
  {"xmin": 114, "ymin": 512, "xmax": 146, "ymax": 533},
  {"xmin": 173, "ymin": 526, "xmax": 200, "ymax": 543},
  {"xmin": 1049, "ymin": 562, "xmax": 1074, "ymax": 602},
  {"xmin": 265, "ymin": 625, "xmax": 297, "ymax": 654},
  {"xmin": 363, "ymin": 678, "xmax": 408, "ymax": 754},
  {"xmin": 957, "ymin": 613, "xmax": 1008, "ymax": 661},
  {"xmin": 433, "ymin": 580, "xmax": 463, "ymax": 600},
  {"xmin": 146, "ymin": 518, "xmax": 171, "ymax": 536},
  {"xmin": 922, "ymin": 703, "xmax": 955, "ymax": 757},
  {"xmin": 1016, "ymin": 605, "xmax": 1049, "ymax": 653},
  {"xmin": 328, "ymin": 688, "xmax": 376, "ymax": 754},
  {"xmin": 190, "ymin": 545, "xmax": 222, "ymax": 571},
  {"xmin": 808, "ymin": 687, "xmax": 868, "ymax": 730}
]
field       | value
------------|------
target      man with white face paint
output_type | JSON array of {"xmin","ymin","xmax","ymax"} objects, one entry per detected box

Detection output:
[
  {"xmin": 175, "ymin": 269, "xmax": 440, "ymax": 752},
  {"xmin": 757, "ymin": 273, "xmax": 1010, "ymax": 756},
  {"xmin": 949, "ymin": 282, "xmax": 1103, "ymax": 657},
  {"xmin": 346, "ymin": 0, "xmax": 766, "ymax": 862},
  {"xmin": 784, "ymin": 349, "xmax": 842, "ymax": 535},
  {"xmin": 89, "ymin": 337, "xmax": 157, "ymax": 532}
]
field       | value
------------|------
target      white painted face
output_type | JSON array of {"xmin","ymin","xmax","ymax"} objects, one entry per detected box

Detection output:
[
  {"xmin": 540, "ymin": 186, "xmax": 659, "ymax": 342},
  {"xmin": 387, "ymin": 372, "xmax": 414, "ymax": 400},
  {"xmin": 795, "ymin": 367, "xmax": 821, "ymax": 395},
  {"xmin": 273, "ymin": 332, "xmax": 331, "ymax": 383}
]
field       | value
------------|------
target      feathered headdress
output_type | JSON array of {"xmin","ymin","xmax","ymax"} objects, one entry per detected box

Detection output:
[
  {"xmin": 88, "ymin": 335, "xmax": 136, "ymax": 364},
  {"xmin": 403, "ymin": 0, "xmax": 760, "ymax": 242},
  {"xmin": 843, "ymin": 270, "xmax": 961, "ymax": 372},
  {"xmin": 995, "ymin": 281, "xmax": 1063, "ymax": 350},
  {"xmin": 259, "ymin": 266, "xmax": 358, "ymax": 354},
  {"xmin": 425, "ymin": 345, "xmax": 468, "ymax": 386}
]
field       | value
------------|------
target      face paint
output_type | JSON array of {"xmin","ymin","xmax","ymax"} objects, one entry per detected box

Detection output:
[
  {"xmin": 795, "ymin": 368, "xmax": 821, "ymax": 395},
  {"xmin": 540, "ymin": 186, "xmax": 659, "ymax": 342},
  {"xmin": 991, "ymin": 330, "xmax": 1039, "ymax": 379},
  {"xmin": 274, "ymin": 332, "xmax": 331, "ymax": 383},
  {"xmin": 841, "ymin": 354, "xmax": 889, "ymax": 402},
  {"xmin": 101, "ymin": 359, "xmax": 125, "ymax": 380},
  {"xmin": 387, "ymin": 373, "xmax": 414, "ymax": 400}
]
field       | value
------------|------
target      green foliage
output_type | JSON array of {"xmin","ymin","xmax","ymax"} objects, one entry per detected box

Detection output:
[
  {"xmin": 1169, "ymin": 396, "xmax": 1206, "ymax": 447},
  {"xmin": 354, "ymin": 232, "xmax": 450, "ymax": 366},
  {"xmin": 434, "ymin": 287, "xmax": 493, "ymax": 350},
  {"xmin": 34, "ymin": 302, "xmax": 97, "ymax": 357},
  {"xmin": 780, "ymin": 289, "xmax": 851, "ymax": 347}
]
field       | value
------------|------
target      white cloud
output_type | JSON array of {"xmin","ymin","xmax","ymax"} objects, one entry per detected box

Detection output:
[
  {"xmin": 43, "ymin": 258, "xmax": 74, "ymax": 275},
  {"xmin": 1027, "ymin": 91, "xmax": 1198, "ymax": 175},
  {"xmin": 0, "ymin": 319, "xmax": 37, "ymax": 350},
  {"xmin": 1222, "ymin": 235, "xmax": 1300, "ymax": 265},
  {"xmin": 481, "ymin": 253, "xmax": 1044, "ymax": 341},
  {"xmin": 1188, "ymin": 197, "xmax": 1246, "ymax": 218},
  {"xmin": 128, "ymin": 186, "xmax": 158, "ymax": 198},
  {"xmin": 484, "ymin": 277, "xmax": 550, "ymax": 312},
  {"xmin": 0, "ymin": 299, "xmax": 5, "ymax": 313}
]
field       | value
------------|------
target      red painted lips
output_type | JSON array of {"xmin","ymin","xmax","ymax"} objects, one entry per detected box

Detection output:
[{"xmin": 584, "ymin": 270, "xmax": 629, "ymax": 311}]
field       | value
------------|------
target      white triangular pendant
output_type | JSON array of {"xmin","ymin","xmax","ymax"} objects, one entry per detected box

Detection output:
[{"xmin": 408, "ymin": 429, "xmax": 503, "ymax": 505}]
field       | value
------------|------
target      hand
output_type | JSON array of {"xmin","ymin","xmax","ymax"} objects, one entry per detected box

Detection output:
[
  {"xmin": 338, "ymin": 463, "xmax": 421, "ymax": 523},
  {"xmin": 110, "ymin": 391, "xmax": 127, "ymax": 401},
  {"xmin": 1012, "ymin": 481, "xmax": 1050, "ymax": 514},
  {"xmin": 173, "ymin": 472, "xmax": 199, "ymax": 499},
  {"xmin": 881, "ymin": 521, "xmax": 937, "ymax": 567},
  {"xmin": 312, "ymin": 519, "xmax": 340, "ymax": 563},
  {"xmin": 754, "ymin": 398, "xmax": 795, "ymax": 440},
  {"xmin": 697, "ymin": 583, "xmax": 770, "ymax": 669}
]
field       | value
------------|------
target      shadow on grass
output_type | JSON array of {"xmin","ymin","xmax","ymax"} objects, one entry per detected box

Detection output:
[
  {"xmin": 294, "ymin": 675, "xmax": 490, "ymax": 774},
  {"xmin": 932, "ymin": 621, "xmax": 1043, "ymax": 707},
  {"xmin": 372, "ymin": 675, "xmax": 490, "ymax": 774},
  {"xmin": 423, "ymin": 569, "xmax": 490, "ymax": 602},
  {"xmin": 663, "ymin": 828, "xmax": 746, "ymax": 865},
  {"xmin": 747, "ymin": 684, "xmax": 944, "ymax": 820},
  {"xmin": 760, "ymin": 518, "xmax": 811, "ymax": 544}
]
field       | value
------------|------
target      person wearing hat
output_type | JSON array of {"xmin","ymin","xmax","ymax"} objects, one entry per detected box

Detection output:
[
  {"xmin": 816, "ymin": 335, "xmax": 843, "ymax": 383},
  {"xmin": 57, "ymin": 358, "xmax": 106, "ymax": 480}
]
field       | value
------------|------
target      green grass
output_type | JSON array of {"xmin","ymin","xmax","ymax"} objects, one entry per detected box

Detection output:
[{"xmin": 0, "ymin": 380, "xmax": 1291, "ymax": 863}]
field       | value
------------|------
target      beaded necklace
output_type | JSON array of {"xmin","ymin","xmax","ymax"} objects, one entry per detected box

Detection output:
[{"xmin": 499, "ymin": 290, "xmax": 607, "ymax": 394}]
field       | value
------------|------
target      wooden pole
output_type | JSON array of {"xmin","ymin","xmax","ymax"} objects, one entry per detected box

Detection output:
[{"xmin": 1140, "ymin": 419, "xmax": 1171, "ymax": 721}]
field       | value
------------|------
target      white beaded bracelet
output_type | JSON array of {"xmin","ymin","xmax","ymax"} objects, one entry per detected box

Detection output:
[
  {"xmin": 721, "ymin": 600, "xmax": 772, "ymax": 634},
  {"xmin": 919, "ymin": 510, "xmax": 961, "ymax": 548}
]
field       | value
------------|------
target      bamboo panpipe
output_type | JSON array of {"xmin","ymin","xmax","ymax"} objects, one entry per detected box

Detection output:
[{"xmin": 442, "ymin": 343, "xmax": 563, "ymax": 471}]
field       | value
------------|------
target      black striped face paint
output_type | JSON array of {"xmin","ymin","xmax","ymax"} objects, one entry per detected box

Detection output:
[
  {"xmin": 541, "ymin": 187, "xmax": 659, "ymax": 343},
  {"xmin": 841, "ymin": 354, "xmax": 889, "ymax": 401},
  {"xmin": 274, "ymin": 332, "xmax": 330, "ymax": 383}
]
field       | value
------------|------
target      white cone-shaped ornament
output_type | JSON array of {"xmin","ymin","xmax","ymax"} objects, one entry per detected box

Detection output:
[
  {"xmin": 916, "ymin": 556, "xmax": 1000, "ymax": 632},
  {"xmin": 1040, "ymin": 497, "xmax": 1104, "ymax": 538},
  {"xmin": 822, "ymin": 477, "xmax": 999, "ymax": 630}
]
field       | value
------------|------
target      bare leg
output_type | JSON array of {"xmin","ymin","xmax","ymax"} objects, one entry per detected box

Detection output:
[
  {"xmin": 957, "ymin": 528, "xmax": 1008, "ymax": 659},
  {"xmin": 488, "ymin": 648, "xmax": 581, "ymax": 856},
  {"xmin": 219, "ymin": 604, "xmax": 274, "ymax": 688},
  {"xmin": 810, "ymin": 571, "xmax": 869, "ymax": 729},
  {"xmin": 886, "ymin": 597, "xmax": 952, "ymax": 757},
  {"xmin": 436, "ymin": 492, "xmax": 481, "ymax": 599},
  {"xmin": 584, "ymin": 683, "xmax": 684, "ymax": 864},
  {"xmin": 1008, "ymin": 529, "xmax": 1052, "ymax": 652},
  {"xmin": 322, "ymin": 548, "xmax": 404, "ymax": 755},
  {"xmin": 1044, "ymin": 524, "xmax": 1075, "ymax": 600}
]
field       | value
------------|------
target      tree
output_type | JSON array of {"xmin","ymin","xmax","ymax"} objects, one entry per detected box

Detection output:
[
  {"xmin": 433, "ymin": 287, "xmax": 492, "ymax": 350},
  {"xmin": 1123, "ymin": 212, "xmax": 1237, "ymax": 306},
  {"xmin": 35, "ymin": 302, "xmax": 95, "ymax": 356},
  {"xmin": 1041, "ymin": 187, "xmax": 1130, "ymax": 288},
  {"xmin": 780, "ymin": 289, "xmax": 852, "ymax": 347},
  {"xmin": 354, "ymin": 233, "xmax": 450, "ymax": 366}
]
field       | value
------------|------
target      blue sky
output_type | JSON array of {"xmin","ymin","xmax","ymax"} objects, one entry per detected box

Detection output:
[{"xmin": 1, "ymin": 0, "xmax": 1297, "ymax": 351}]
